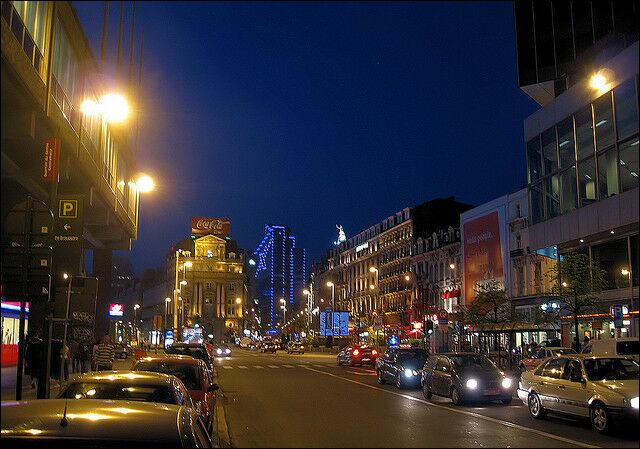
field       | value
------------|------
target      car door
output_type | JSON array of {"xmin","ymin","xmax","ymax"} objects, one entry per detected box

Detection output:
[
  {"xmin": 537, "ymin": 357, "xmax": 568, "ymax": 412},
  {"xmin": 556, "ymin": 358, "xmax": 589, "ymax": 417},
  {"xmin": 432, "ymin": 356, "xmax": 453, "ymax": 396},
  {"xmin": 382, "ymin": 351, "xmax": 395, "ymax": 379}
]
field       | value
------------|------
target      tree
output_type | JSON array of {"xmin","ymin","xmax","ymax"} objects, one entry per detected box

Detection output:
[{"xmin": 546, "ymin": 253, "xmax": 608, "ymax": 352}]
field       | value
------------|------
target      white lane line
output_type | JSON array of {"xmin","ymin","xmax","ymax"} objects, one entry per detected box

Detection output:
[
  {"xmin": 222, "ymin": 366, "xmax": 233, "ymax": 370},
  {"xmin": 302, "ymin": 367, "xmax": 599, "ymax": 449},
  {"xmin": 297, "ymin": 365, "xmax": 308, "ymax": 368},
  {"xmin": 312, "ymin": 364, "xmax": 326, "ymax": 368},
  {"xmin": 237, "ymin": 365, "xmax": 248, "ymax": 369},
  {"xmin": 267, "ymin": 365, "xmax": 279, "ymax": 368},
  {"xmin": 254, "ymin": 365, "xmax": 264, "ymax": 369},
  {"xmin": 282, "ymin": 364, "xmax": 295, "ymax": 368}
]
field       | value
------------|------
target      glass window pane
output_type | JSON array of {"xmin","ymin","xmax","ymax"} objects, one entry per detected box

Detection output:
[
  {"xmin": 578, "ymin": 157, "xmax": 597, "ymax": 206},
  {"xmin": 591, "ymin": 238, "xmax": 629, "ymax": 290},
  {"xmin": 542, "ymin": 128, "xmax": 558, "ymax": 175},
  {"xmin": 560, "ymin": 166, "xmax": 577, "ymax": 213},
  {"xmin": 530, "ymin": 182, "xmax": 544, "ymax": 223},
  {"xmin": 598, "ymin": 148, "xmax": 619, "ymax": 199},
  {"xmin": 557, "ymin": 117, "xmax": 575, "ymax": 169},
  {"xmin": 544, "ymin": 175, "xmax": 560, "ymax": 218},
  {"xmin": 631, "ymin": 235, "xmax": 639, "ymax": 287},
  {"xmin": 593, "ymin": 93, "xmax": 615, "ymax": 151},
  {"xmin": 619, "ymin": 137, "xmax": 639, "ymax": 192},
  {"xmin": 527, "ymin": 136, "xmax": 542, "ymax": 183},
  {"xmin": 575, "ymin": 106, "xmax": 595, "ymax": 160},
  {"xmin": 614, "ymin": 79, "xmax": 639, "ymax": 141}
]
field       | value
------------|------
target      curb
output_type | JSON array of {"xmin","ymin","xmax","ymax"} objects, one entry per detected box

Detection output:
[{"xmin": 214, "ymin": 389, "xmax": 232, "ymax": 448}]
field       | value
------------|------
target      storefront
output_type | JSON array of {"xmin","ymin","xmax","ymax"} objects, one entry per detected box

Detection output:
[
  {"xmin": 1, "ymin": 301, "xmax": 29, "ymax": 366},
  {"xmin": 561, "ymin": 309, "xmax": 638, "ymax": 346}
]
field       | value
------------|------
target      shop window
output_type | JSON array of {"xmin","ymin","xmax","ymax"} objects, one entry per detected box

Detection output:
[
  {"xmin": 591, "ymin": 238, "xmax": 629, "ymax": 290},
  {"xmin": 557, "ymin": 117, "xmax": 576, "ymax": 169},
  {"xmin": 577, "ymin": 157, "xmax": 597, "ymax": 206},
  {"xmin": 560, "ymin": 166, "xmax": 577, "ymax": 213},
  {"xmin": 597, "ymin": 148, "xmax": 619, "ymax": 198},
  {"xmin": 593, "ymin": 93, "xmax": 615, "ymax": 151},
  {"xmin": 618, "ymin": 138, "xmax": 639, "ymax": 192},
  {"xmin": 575, "ymin": 105, "xmax": 595, "ymax": 161},
  {"xmin": 614, "ymin": 79, "xmax": 639, "ymax": 141}
]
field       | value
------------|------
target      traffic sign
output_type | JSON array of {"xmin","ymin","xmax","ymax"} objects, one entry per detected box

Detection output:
[{"xmin": 438, "ymin": 309, "xmax": 449, "ymax": 325}]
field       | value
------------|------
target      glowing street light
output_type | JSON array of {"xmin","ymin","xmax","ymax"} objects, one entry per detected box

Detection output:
[
  {"xmin": 590, "ymin": 73, "xmax": 607, "ymax": 91},
  {"xmin": 184, "ymin": 261, "xmax": 193, "ymax": 268},
  {"xmin": 136, "ymin": 175, "xmax": 155, "ymax": 193},
  {"xmin": 80, "ymin": 93, "xmax": 130, "ymax": 123}
]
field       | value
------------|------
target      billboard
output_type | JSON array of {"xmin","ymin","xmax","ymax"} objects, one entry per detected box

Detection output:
[
  {"xmin": 191, "ymin": 217, "xmax": 231, "ymax": 237},
  {"xmin": 463, "ymin": 211, "xmax": 504, "ymax": 303},
  {"xmin": 108, "ymin": 303, "xmax": 124, "ymax": 317},
  {"xmin": 319, "ymin": 311, "xmax": 349, "ymax": 337}
]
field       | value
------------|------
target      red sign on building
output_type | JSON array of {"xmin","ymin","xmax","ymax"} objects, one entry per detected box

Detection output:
[
  {"xmin": 43, "ymin": 138, "xmax": 60, "ymax": 182},
  {"xmin": 191, "ymin": 217, "xmax": 231, "ymax": 237}
]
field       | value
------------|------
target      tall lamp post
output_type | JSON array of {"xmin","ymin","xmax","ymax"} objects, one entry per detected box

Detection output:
[
  {"xmin": 369, "ymin": 267, "xmax": 379, "ymax": 311},
  {"xmin": 327, "ymin": 282, "xmax": 335, "ymax": 310},
  {"xmin": 622, "ymin": 268, "xmax": 634, "ymax": 336},
  {"xmin": 280, "ymin": 298, "xmax": 287, "ymax": 334},
  {"xmin": 133, "ymin": 304, "xmax": 140, "ymax": 345},
  {"xmin": 303, "ymin": 289, "xmax": 311, "ymax": 336},
  {"xmin": 163, "ymin": 297, "xmax": 171, "ymax": 351}
]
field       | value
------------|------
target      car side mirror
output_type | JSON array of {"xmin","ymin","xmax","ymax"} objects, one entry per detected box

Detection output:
[{"xmin": 208, "ymin": 383, "xmax": 219, "ymax": 392}]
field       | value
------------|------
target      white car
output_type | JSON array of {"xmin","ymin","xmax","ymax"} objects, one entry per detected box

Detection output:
[
  {"xmin": 582, "ymin": 337, "xmax": 639, "ymax": 362},
  {"xmin": 518, "ymin": 355, "xmax": 639, "ymax": 433}
]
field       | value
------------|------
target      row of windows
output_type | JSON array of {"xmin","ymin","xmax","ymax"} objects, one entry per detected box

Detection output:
[{"xmin": 528, "ymin": 78, "xmax": 639, "ymax": 223}]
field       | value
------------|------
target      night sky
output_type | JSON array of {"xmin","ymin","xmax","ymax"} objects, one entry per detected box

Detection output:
[{"xmin": 73, "ymin": 1, "xmax": 538, "ymax": 275}]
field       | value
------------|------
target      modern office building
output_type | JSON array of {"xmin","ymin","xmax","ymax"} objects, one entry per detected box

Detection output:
[
  {"xmin": 254, "ymin": 225, "xmax": 306, "ymax": 331},
  {"xmin": 515, "ymin": 0, "xmax": 639, "ymax": 339},
  {"xmin": 1, "ymin": 2, "xmax": 146, "ymax": 346}
]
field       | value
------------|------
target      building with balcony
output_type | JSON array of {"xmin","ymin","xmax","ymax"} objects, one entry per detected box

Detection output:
[{"xmin": 2, "ymin": 1, "xmax": 145, "ymax": 341}]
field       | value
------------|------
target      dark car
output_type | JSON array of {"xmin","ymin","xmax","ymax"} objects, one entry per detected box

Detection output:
[
  {"xmin": 261, "ymin": 341, "xmax": 277, "ymax": 353},
  {"xmin": 376, "ymin": 348, "xmax": 429, "ymax": 389},
  {"xmin": 421, "ymin": 352, "xmax": 514, "ymax": 405},
  {"xmin": 165, "ymin": 342, "xmax": 215, "ymax": 378},
  {"xmin": 337, "ymin": 345, "xmax": 378, "ymax": 366}
]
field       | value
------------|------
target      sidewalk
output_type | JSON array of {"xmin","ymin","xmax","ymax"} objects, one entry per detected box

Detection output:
[{"xmin": 1, "ymin": 364, "xmax": 64, "ymax": 402}]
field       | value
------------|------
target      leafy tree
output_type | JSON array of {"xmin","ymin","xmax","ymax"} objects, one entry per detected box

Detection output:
[
  {"xmin": 465, "ymin": 279, "xmax": 508, "ymax": 325},
  {"xmin": 545, "ymin": 253, "xmax": 608, "ymax": 352}
]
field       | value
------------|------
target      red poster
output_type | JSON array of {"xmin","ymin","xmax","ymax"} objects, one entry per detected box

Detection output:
[
  {"xmin": 191, "ymin": 217, "xmax": 231, "ymax": 237},
  {"xmin": 463, "ymin": 211, "xmax": 503, "ymax": 304},
  {"xmin": 43, "ymin": 138, "xmax": 60, "ymax": 182}
]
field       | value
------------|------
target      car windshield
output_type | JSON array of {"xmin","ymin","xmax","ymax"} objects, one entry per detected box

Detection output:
[
  {"xmin": 167, "ymin": 346, "xmax": 207, "ymax": 361},
  {"xmin": 450, "ymin": 355, "xmax": 498, "ymax": 371},
  {"xmin": 135, "ymin": 362, "xmax": 201, "ymax": 390},
  {"xmin": 59, "ymin": 382, "xmax": 175, "ymax": 404},
  {"xmin": 550, "ymin": 348, "xmax": 577, "ymax": 356},
  {"xmin": 584, "ymin": 358, "xmax": 640, "ymax": 381},
  {"xmin": 397, "ymin": 350, "xmax": 428, "ymax": 365}
]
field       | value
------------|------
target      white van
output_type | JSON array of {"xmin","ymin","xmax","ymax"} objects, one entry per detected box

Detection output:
[{"xmin": 581, "ymin": 337, "xmax": 639, "ymax": 361}]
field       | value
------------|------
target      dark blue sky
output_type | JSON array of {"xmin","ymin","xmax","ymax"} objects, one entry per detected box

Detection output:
[{"xmin": 73, "ymin": 1, "xmax": 538, "ymax": 275}]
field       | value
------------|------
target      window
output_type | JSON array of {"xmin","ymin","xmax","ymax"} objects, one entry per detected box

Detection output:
[
  {"xmin": 619, "ymin": 138, "xmax": 639, "ymax": 192},
  {"xmin": 577, "ymin": 157, "xmax": 597, "ymax": 206},
  {"xmin": 593, "ymin": 93, "xmax": 615, "ymax": 151},
  {"xmin": 527, "ymin": 137, "xmax": 542, "ymax": 183},
  {"xmin": 560, "ymin": 166, "xmax": 577, "ymax": 213},
  {"xmin": 614, "ymin": 79, "xmax": 639, "ymax": 141},
  {"xmin": 544, "ymin": 175, "xmax": 560, "ymax": 218},
  {"xmin": 530, "ymin": 182, "xmax": 544, "ymax": 223},
  {"xmin": 557, "ymin": 117, "xmax": 576, "ymax": 169},
  {"xmin": 541, "ymin": 358, "xmax": 567, "ymax": 379},
  {"xmin": 597, "ymin": 148, "xmax": 619, "ymax": 198},
  {"xmin": 52, "ymin": 19, "xmax": 80, "ymax": 121},
  {"xmin": 592, "ymin": 238, "xmax": 629, "ymax": 289},
  {"xmin": 9, "ymin": 1, "xmax": 47, "ymax": 74},
  {"xmin": 575, "ymin": 106, "xmax": 594, "ymax": 161},
  {"xmin": 542, "ymin": 128, "xmax": 558, "ymax": 175}
]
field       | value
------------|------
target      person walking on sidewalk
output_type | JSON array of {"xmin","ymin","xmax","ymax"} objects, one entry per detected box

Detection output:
[
  {"xmin": 69, "ymin": 338, "xmax": 80, "ymax": 373},
  {"xmin": 94, "ymin": 335, "xmax": 115, "ymax": 371}
]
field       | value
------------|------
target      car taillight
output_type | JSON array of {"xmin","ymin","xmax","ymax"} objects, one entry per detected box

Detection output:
[
  {"xmin": 353, "ymin": 349, "xmax": 359, "ymax": 356},
  {"xmin": 372, "ymin": 350, "xmax": 378, "ymax": 356}
]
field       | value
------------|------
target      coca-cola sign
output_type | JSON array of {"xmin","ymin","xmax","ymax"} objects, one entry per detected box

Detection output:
[{"xmin": 191, "ymin": 217, "xmax": 231, "ymax": 237}]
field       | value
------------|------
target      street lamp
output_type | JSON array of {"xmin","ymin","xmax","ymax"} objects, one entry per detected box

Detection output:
[
  {"xmin": 164, "ymin": 297, "xmax": 171, "ymax": 352},
  {"xmin": 370, "ymin": 267, "xmax": 379, "ymax": 311},
  {"xmin": 133, "ymin": 304, "xmax": 140, "ymax": 345},
  {"xmin": 622, "ymin": 268, "xmax": 634, "ymax": 336},
  {"xmin": 327, "ymin": 282, "xmax": 335, "ymax": 309}
]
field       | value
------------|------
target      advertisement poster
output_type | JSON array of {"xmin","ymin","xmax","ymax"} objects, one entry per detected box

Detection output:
[
  {"xmin": 320, "ymin": 312, "xmax": 349, "ymax": 337},
  {"xmin": 463, "ymin": 211, "xmax": 504, "ymax": 303},
  {"xmin": 191, "ymin": 217, "xmax": 231, "ymax": 237}
]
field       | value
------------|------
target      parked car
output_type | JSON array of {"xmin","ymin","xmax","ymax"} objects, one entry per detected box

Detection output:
[
  {"xmin": 519, "ymin": 347, "xmax": 577, "ymax": 371},
  {"xmin": 165, "ymin": 342, "xmax": 215, "ymax": 378},
  {"xmin": 113, "ymin": 343, "xmax": 133, "ymax": 359},
  {"xmin": 421, "ymin": 352, "xmax": 514, "ymax": 405},
  {"xmin": 1, "ymin": 399, "xmax": 214, "ymax": 447},
  {"xmin": 518, "ymin": 355, "xmax": 639, "ymax": 433},
  {"xmin": 261, "ymin": 341, "xmax": 278, "ymax": 353},
  {"xmin": 287, "ymin": 342, "xmax": 306, "ymax": 354},
  {"xmin": 337, "ymin": 345, "xmax": 378, "ymax": 366},
  {"xmin": 582, "ymin": 337, "xmax": 639, "ymax": 362},
  {"xmin": 133, "ymin": 355, "xmax": 219, "ymax": 435},
  {"xmin": 58, "ymin": 371, "xmax": 195, "ymax": 410},
  {"xmin": 214, "ymin": 344, "xmax": 232, "ymax": 357},
  {"xmin": 376, "ymin": 348, "xmax": 428, "ymax": 389}
]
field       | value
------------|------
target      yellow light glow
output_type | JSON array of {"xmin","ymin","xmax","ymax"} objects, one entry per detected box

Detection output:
[
  {"xmin": 369, "ymin": 267, "xmax": 378, "ymax": 272},
  {"xmin": 562, "ymin": 282, "xmax": 568, "ymax": 287},
  {"xmin": 370, "ymin": 284, "xmax": 375, "ymax": 290},
  {"xmin": 136, "ymin": 175, "xmax": 154, "ymax": 193},
  {"xmin": 184, "ymin": 261, "xmax": 193, "ymax": 268},
  {"xmin": 80, "ymin": 99, "xmax": 100, "ymax": 116},
  {"xmin": 449, "ymin": 263, "xmax": 456, "ymax": 269},
  {"xmin": 236, "ymin": 297, "xmax": 242, "ymax": 304},
  {"xmin": 180, "ymin": 280, "xmax": 187, "ymax": 285},
  {"xmin": 590, "ymin": 73, "xmax": 607, "ymax": 91},
  {"xmin": 99, "ymin": 93, "xmax": 129, "ymax": 123},
  {"xmin": 26, "ymin": 429, "xmax": 43, "ymax": 435},
  {"xmin": 621, "ymin": 269, "xmax": 630, "ymax": 276},
  {"xmin": 303, "ymin": 289, "xmax": 310, "ymax": 295},
  {"xmin": 404, "ymin": 275, "xmax": 410, "ymax": 281},
  {"xmin": 66, "ymin": 412, "xmax": 110, "ymax": 422},
  {"xmin": 86, "ymin": 389, "xmax": 96, "ymax": 396},
  {"xmin": 165, "ymin": 297, "xmax": 171, "ymax": 303},
  {"xmin": 327, "ymin": 281, "xmax": 334, "ymax": 287}
]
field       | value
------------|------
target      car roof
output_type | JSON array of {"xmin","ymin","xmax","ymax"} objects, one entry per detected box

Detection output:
[
  {"xmin": 136, "ymin": 355, "xmax": 203, "ymax": 366},
  {"xmin": 0, "ymin": 399, "xmax": 188, "ymax": 443},
  {"xmin": 64, "ymin": 370, "xmax": 176, "ymax": 386}
]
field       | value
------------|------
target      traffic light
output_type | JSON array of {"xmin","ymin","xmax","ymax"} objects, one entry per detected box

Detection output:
[{"xmin": 425, "ymin": 319, "xmax": 434, "ymax": 335}]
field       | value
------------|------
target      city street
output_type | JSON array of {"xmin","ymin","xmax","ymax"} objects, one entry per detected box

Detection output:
[{"xmin": 215, "ymin": 350, "xmax": 637, "ymax": 448}]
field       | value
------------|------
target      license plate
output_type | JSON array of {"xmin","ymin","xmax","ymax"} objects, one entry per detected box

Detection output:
[
  {"xmin": 362, "ymin": 358, "xmax": 371, "ymax": 361},
  {"xmin": 484, "ymin": 389, "xmax": 499, "ymax": 395}
]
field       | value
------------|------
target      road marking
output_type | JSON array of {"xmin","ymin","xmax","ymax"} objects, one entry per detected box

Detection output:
[
  {"xmin": 297, "ymin": 364, "xmax": 308, "ymax": 368},
  {"xmin": 302, "ymin": 367, "xmax": 599, "ymax": 449},
  {"xmin": 312, "ymin": 364, "xmax": 326, "ymax": 368},
  {"xmin": 267, "ymin": 365, "xmax": 279, "ymax": 368},
  {"xmin": 222, "ymin": 366, "xmax": 233, "ymax": 370},
  {"xmin": 254, "ymin": 365, "xmax": 264, "ymax": 369},
  {"xmin": 282, "ymin": 364, "xmax": 295, "ymax": 368},
  {"xmin": 237, "ymin": 365, "xmax": 248, "ymax": 369}
]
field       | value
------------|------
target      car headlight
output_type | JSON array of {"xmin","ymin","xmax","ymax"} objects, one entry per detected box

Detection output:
[
  {"xmin": 225, "ymin": 348, "xmax": 231, "ymax": 354},
  {"xmin": 501, "ymin": 378, "xmax": 512, "ymax": 389},
  {"xmin": 216, "ymin": 349, "xmax": 222, "ymax": 355},
  {"xmin": 466, "ymin": 378, "xmax": 478, "ymax": 389},
  {"xmin": 631, "ymin": 397, "xmax": 639, "ymax": 409},
  {"xmin": 404, "ymin": 368, "xmax": 414, "ymax": 377}
]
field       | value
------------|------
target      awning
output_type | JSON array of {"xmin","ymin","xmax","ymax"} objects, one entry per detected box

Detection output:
[
  {"xmin": 441, "ymin": 289, "xmax": 461, "ymax": 299},
  {"xmin": 470, "ymin": 322, "xmax": 561, "ymax": 333}
]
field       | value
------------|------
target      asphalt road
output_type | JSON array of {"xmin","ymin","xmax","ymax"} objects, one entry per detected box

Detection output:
[{"xmin": 214, "ymin": 350, "xmax": 638, "ymax": 448}]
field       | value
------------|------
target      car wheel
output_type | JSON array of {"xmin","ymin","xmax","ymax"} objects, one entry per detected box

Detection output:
[
  {"xmin": 590, "ymin": 402, "xmax": 611, "ymax": 434},
  {"xmin": 376, "ymin": 369, "xmax": 386, "ymax": 384},
  {"xmin": 501, "ymin": 397, "xmax": 513, "ymax": 405},
  {"xmin": 396, "ymin": 373, "xmax": 404, "ymax": 390},
  {"xmin": 528, "ymin": 392, "xmax": 546, "ymax": 419},
  {"xmin": 422, "ymin": 383, "xmax": 433, "ymax": 399},
  {"xmin": 451, "ymin": 387, "xmax": 463, "ymax": 405}
]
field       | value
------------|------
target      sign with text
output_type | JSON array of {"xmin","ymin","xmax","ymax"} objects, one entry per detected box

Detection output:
[
  {"xmin": 191, "ymin": 217, "xmax": 231, "ymax": 237},
  {"xmin": 43, "ymin": 138, "xmax": 60, "ymax": 182}
]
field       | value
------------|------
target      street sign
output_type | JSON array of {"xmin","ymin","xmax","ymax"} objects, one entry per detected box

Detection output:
[
  {"xmin": 438, "ymin": 309, "xmax": 449, "ymax": 325},
  {"xmin": 43, "ymin": 138, "xmax": 60, "ymax": 182},
  {"xmin": 54, "ymin": 195, "xmax": 83, "ymax": 244}
]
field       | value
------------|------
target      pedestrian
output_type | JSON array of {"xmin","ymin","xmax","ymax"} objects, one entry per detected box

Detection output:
[
  {"xmin": 94, "ymin": 335, "xmax": 115, "ymax": 371},
  {"xmin": 92, "ymin": 338, "xmax": 99, "ymax": 371},
  {"xmin": 69, "ymin": 338, "xmax": 80, "ymax": 373},
  {"xmin": 79, "ymin": 340, "xmax": 91, "ymax": 373},
  {"xmin": 61, "ymin": 342, "xmax": 70, "ymax": 381},
  {"xmin": 25, "ymin": 333, "xmax": 42, "ymax": 389},
  {"xmin": 583, "ymin": 335, "xmax": 590, "ymax": 349}
]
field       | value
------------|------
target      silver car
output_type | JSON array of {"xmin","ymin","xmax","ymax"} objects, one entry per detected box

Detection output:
[{"xmin": 518, "ymin": 355, "xmax": 639, "ymax": 433}]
